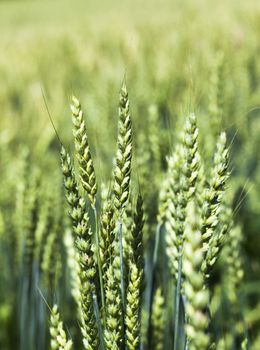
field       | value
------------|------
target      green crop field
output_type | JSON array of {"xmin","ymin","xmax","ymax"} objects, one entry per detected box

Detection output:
[{"xmin": 1, "ymin": 0, "xmax": 260, "ymax": 349}]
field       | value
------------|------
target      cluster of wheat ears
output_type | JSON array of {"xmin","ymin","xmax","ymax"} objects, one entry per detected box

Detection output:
[{"xmin": 43, "ymin": 80, "xmax": 245, "ymax": 350}]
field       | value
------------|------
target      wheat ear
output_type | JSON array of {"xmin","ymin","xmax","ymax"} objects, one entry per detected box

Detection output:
[
  {"xmin": 71, "ymin": 96, "xmax": 97, "ymax": 208},
  {"xmin": 113, "ymin": 81, "xmax": 132, "ymax": 212},
  {"xmin": 50, "ymin": 305, "xmax": 72, "ymax": 350},
  {"xmin": 201, "ymin": 132, "xmax": 229, "ymax": 247},
  {"xmin": 183, "ymin": 202, "xmax": 210, "ymax": 350},
  {"xmin": 151, "ymin": 287, "xmax": 165, "ymax": 350},
  {"xmin": 125, "ymin": 261, "xmax": 142, "ymax": 350},
  {"xmin": 113, "ymin": 81, "xmax": 133, "ymax": 331},
  {"xmin": 61, "ymin": 146, "xmax": 99, "ymax": 350}
]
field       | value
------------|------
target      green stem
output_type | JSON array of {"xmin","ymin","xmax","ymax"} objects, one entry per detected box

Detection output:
[
  {"xmin": 238, "ymin": 292, "xmax": 249, "ymax": 350},
  {"xmin": 153, "ymin": 223, "xmax": 162, "ymax": 267},
  {"xmin": 174, "ymin": 252, "xmax": 182, "ymax": 350},
  {"xmin": 93, "ymin": 207, "xmax": 105, "ymax": 312},
  {"xmin": 93, "ymin": 291, "xmax": 105, "ymax": 350},
  {"xmin": 147, "ymin": 222, "xmax": 162, "ymax": 347},
  {"xmin": 119, "ymin": 220, "xmax": 125, "ymax": 313},
  {"xmin": 118, "ymin": 219, "xmax": 126, "ymax": 348},
  {"xmin": 181, "ymin": 295, "xmax": 188, "ymax": 350}
]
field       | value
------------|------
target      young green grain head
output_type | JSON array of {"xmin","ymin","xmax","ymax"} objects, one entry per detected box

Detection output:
[
  {"xmin": 113, "ymin": 81, "xmax": 132, "ymax": 214},
  {"xmin": 165, "ymin": 113, "xmax": 200, "ymax": 277},
  {"xmin": 71, "ymin": 96, "xmax": 97, "ymax": 208},
  {"xmin": 60, "ymin": 146, "xmax": 98, "ymax": 350},
  {"xmin": 104, "ymin": 257, "xmax": 122, "ymax": 350},
  {"xmin": 183, "ymin": 202, "xmax": 210, "ymax": 350},
  {"xmin": 201, "ymin": 132, "xmax": 229, "ymax": 251},
  {"xmin": 151, "ymin": 287, "xmax": 165, "ymax": 350},
  {"xmin": 50, "ymin": 305, "xmax": 72, "ymax": 350},
  {"xmin": 99, "ymin": 198, "xmax": 116, "ymax": 289},
  {"xmin": 125, "ymin": 261, "xmax": 142, "ymax": 350},
  {"xmin": 130, "ymin": 194, "xmax": 144, "ymax": 273}
]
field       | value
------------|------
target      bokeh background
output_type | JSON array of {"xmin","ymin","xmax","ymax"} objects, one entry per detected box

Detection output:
[{"xmin": 1, "ymin": 0, "xmax": 260, "ymax": 349}]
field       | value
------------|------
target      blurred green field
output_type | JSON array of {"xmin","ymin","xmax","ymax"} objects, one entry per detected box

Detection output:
[{"xmin": 1, "ymin": 0, "xmax": 260, "ymax": 349}]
